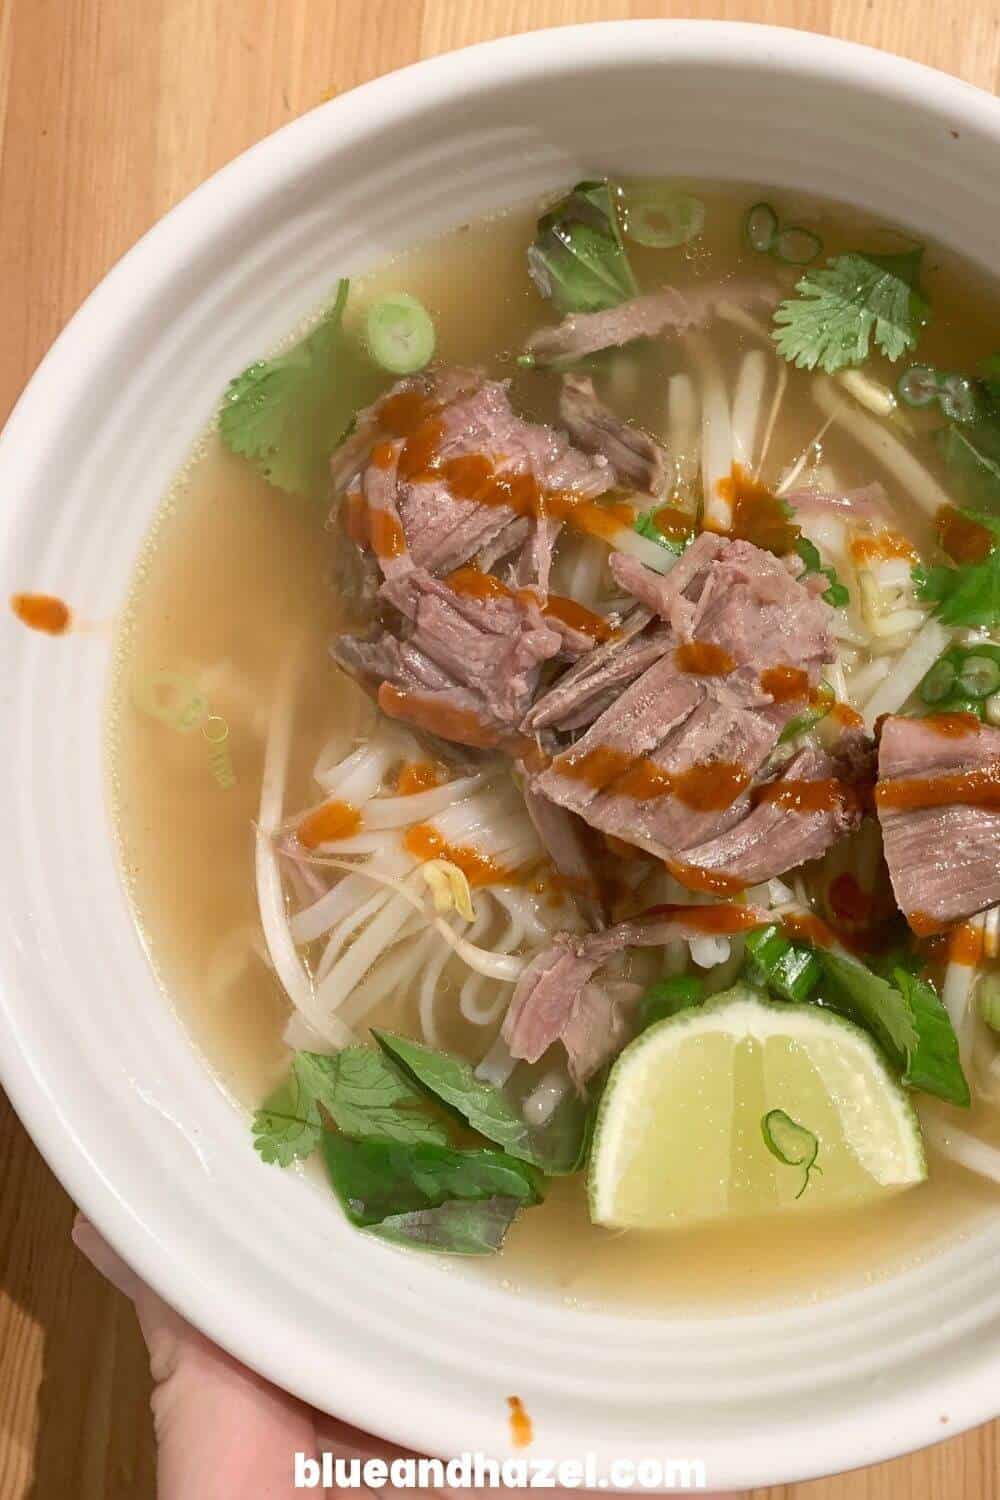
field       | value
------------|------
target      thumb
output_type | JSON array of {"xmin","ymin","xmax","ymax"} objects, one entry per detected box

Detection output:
[{"xmin": 73, "ymin": 1215, "xmax": 321, "ymax": 1499}]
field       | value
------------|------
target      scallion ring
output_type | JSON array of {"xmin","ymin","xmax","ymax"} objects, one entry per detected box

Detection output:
[
  {"xmin": 624, "ymin": 189, "xmax": 705, "ymax": 248},
  {"xmin": 744, "ymin": 202, "xmax": 778, "ymax": 254},
  {"xmin": 939, "ymin": 373, "xmax": 981, "ymax": 425},
  {"xmin": 366, "ymin": 293, "xmax": 436, "ymax": 374},
  {"xmin": 896, "ymin": 365, "xmax": 943, "ymax": 409},
  {"xmin": 956, "ymin": 653, "xmax": 1000, "ymax": 700},
  {"xmin": 773, "ymin": 226, "xmax": 823, "ymax": 266},
  {"xmin": 918, "ymin": 656, "xmax": 957, "ymax": 704}
]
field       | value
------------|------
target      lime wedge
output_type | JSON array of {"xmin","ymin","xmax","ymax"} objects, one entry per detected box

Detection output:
[{"xmin": 589, "ymin": 985, "xmax": 926, "ymax": 1229}]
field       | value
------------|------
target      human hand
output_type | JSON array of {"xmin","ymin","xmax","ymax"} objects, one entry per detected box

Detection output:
[{"xmin": 74, "ymin": 1214, "xmax": 725, "ymax": 1499}]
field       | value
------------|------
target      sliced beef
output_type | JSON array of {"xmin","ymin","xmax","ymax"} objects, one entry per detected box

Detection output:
[
  {"xmin": 523, "ymin": 605, "xmax": 669, "ymax": 734},
  {"xmin": 335, "ymin": 561, "xmax": 563, "ymax": 749},
  {"xmin": 679, "ymin": 744, "xmax": 863, "ymax": 885},
  {"xmin": 528, "ymin": 534, "xmax": 838, "ymax": 885},
  {"xmin": 559, "ymin": 374, "xmax": 667, "ymax": 495},
  {"xmin": 525, "ymin": 281, "xmax": 780, "ymax": 366},
  {"xmin": 502, "ymin": 905, "xmax": 766, "ymax": 1086},
  {"xmin": 521, "ymin": 784, "xmax": 609, "ymax": 928},
  {"xmin": 876, "ymin": 715, "xmax": 1000, "ymax": 928},
  {"xmin": 332, "ymin": 371, "xmax": 614, "ymax": 590}
]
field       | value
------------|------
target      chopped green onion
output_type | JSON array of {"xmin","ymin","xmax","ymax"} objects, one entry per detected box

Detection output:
[
  {"xmin": 939, "ymin": 373, "xmax": 982, "ymax": 425},
  {"xmin": 745, "ymin": 924, "xmax": 823, "ymax": 1002},
  {"xmin": 365, "ymin": 294, "xmax": 436, "ymax": 374},
  {"xmin": 897, "ymin": 364, "xmax": 943, "ymax": 409},
  {"xmin": 773, "ymin": 226, "xmax": 823, "ymax": 266},
  {"xmin": 744, "ymin": 202, "xmax": 778, "ymax": 254},
  {"xmin": 761, "ymin": 1109, "xmax": 821, "ymax": 1198},
  {"xmin": 623, "ymin": 186, "xmax": 705, "ymax": 248},
  {"xmin": 637, "ymin": 975, "xmax": 704, "ymax": 1031},
  {"xmin": 978, "ymin": 974, "xmax": 1000, "ymax": 1033},
  {"xmin": 919, "ymin": 655, "xmax": 957, "ymax": 704},
  {"xmin": 634, "ymin": 508, "xmax": 687, "ymax": 554},
  {"xmin": 956, "ymin": 653, "xmax": 1000, "ymax": 700},
  {"xmin": 778, "ymin": 680, "xmax": 835, "ymax": 743}
]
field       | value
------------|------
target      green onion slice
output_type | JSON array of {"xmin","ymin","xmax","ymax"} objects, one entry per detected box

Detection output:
[
  {"xmin": 939, "ymin": 373, "xmax": 981, "ymax": 425},
  {"xmin": 773, "ymin": 226, "xmax": 823, "ymax": 266},
  {"xmin": 623, "ymin": 187, "xmax": 705, "ymax": 248},
  {"xmin": 744, "ymin": 201, "xmax": 778, "ymax": 254},
  {"xmin": 919, "ymin": 656, "xmax": 957, "ymax": 704},
  {"xmin": 956, "ymin": 653, "xmax": 1000, "ymax": 700},
  {"xmin": 897, "ymin": 364, "xmax": 943, "ymax": 409},
  {"xmin": 761, "ymin": 1109, "xmax": 821, "ymax": 1199},
  {"xmin": 366, "ymin": 294, "xmax": 436, "ymax": 374}
]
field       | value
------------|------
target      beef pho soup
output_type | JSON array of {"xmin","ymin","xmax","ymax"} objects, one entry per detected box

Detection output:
[{"xmin": 111, "ymin": 184, "xmax": 1000, "ymax": 1308}]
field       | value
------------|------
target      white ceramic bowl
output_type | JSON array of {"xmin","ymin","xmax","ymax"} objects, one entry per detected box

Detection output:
[{"xmin": 2, "ymin": 22, "xmax": 999, "ymax": 1490}]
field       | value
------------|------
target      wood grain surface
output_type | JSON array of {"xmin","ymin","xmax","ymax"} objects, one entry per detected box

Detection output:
[{"xmin": 1, "ymin": 2, "xmax": 998, "ymax": 1495}]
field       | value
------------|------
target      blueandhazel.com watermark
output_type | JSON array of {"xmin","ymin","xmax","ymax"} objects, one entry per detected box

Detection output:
[{"xmin": 294, "ymin": 1452, "xmax": 709, "ymax": 1490}]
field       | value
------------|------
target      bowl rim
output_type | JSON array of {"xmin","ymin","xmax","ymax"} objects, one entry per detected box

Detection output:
[{"xmin": 2, "ymin": 19, "xmax": 1000, "ymax": 1487}]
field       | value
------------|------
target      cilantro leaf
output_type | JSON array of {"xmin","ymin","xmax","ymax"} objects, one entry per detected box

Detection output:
[
  {"xmin": 913, "ymin": 503, "xmax": 1000, "ymax": 627},
  {"xmin": 913, "ymin": 553, "xmax": 1000, "ymax": 627},
  {"xmin": 251, "ymin": 1047, "xmax": 448, "ymax": 1167},
  {"xmin": 820, "ymin": 953, "xmax": 970, "ymax": 1106},
  {"xmin": 773, "ymin": 250, "xmax": 929, "ymax": 374},
  {"xmin": 793, "ymin": 534, "xmax": 850, "ymax": 607},
  {"xmin": 528, "ymin": 181, "xmax": 638, "ymax": 317},
  {"xmin": 251, "ymin": 1058, "xmax": 322, "ymax": 1166},
  {"xmin": 220, "ymin": 280, "xmax": 372, "ymax": 498}
]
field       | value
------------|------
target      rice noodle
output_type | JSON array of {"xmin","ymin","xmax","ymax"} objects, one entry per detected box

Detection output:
[
  {"xmin": 861, "ymin": 617, "xmax": 952, "ymax": 726},
  {"xmin": 812, "ymin": 376, "xmax": 955, "ymax": 517},
  {"xmin": 919, "ymin": 1110, "xmax": 1000, "ymax": 1185},
  {"xmin": 686, "ymin": 332, "xmax": 732, "ymax": 529}
]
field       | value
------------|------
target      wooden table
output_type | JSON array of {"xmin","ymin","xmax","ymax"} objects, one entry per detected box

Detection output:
[{"xmin": 1, "ymin": 1, "xmax": 998, "ymax": 1494}]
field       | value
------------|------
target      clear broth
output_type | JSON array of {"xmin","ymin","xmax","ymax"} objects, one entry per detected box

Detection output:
[{"xmin": 110, "ymin": 189, "xmax": 1000, "ymax": 1313}]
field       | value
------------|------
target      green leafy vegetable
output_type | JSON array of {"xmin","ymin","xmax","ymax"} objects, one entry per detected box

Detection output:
[
  {"xmin": 368, "ymin": 1196, "xmax": 526, "ymax": 1255},
  {"xmin": 527, "ymin": 181, "xmax": 638, "ymax": 318},
  {"xmin": 321, "ymin": 1134, "xmax": 543, "ymax": 1255},
  {"xmin": 794, "ymin": 534, "xmax": 849, "ymax": 607},
  {"xmin": 936, "ymin": 420, "xmax": 1000, "ymax": 510},
  {"xmin": 914, "ymin": 509, "xmax": 1000, "ymax": 629},
  {"xmin": 220, "ymin": 280, "xmax": 376, "ymax": 497},
  {"xmin": 372, "ymin": 1031, "xmax": 589, "ymax": 1174},
  {"xmin": 636, "ymin": 975, "xmax": 704, "ymax": 1031},
  {"xmin": 760, "ymin": 1109, "xmax": 822, "ymax": 1198},
  {"xmin": 821, "ymin": 954, "xmax": 970, "ymax": 1107},
  {"xmin": 773, "ymin": 249, "xmax": 929, "ymax": 374},
  {"xmin": 251, "ymin": 1047, "xmax": 448, "ymax": 1166},
  {"xmin": 745, "ymin": 925, "xmax": 823, "ymax": 1003}
]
